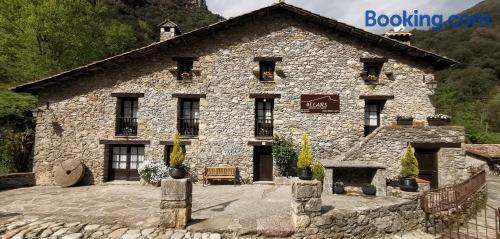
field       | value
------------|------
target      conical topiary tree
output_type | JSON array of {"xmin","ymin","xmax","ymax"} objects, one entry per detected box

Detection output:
[
  {"xmin": 400, "ymin": 144, "xmax": 419, "ymax": 178},
  {"xmin": 297, "ymin": 133, "xmax": 313, "ymax": 169},
  {"xmin": 169, "ymin": 131, "xmax": 185, "ymax": 168}
]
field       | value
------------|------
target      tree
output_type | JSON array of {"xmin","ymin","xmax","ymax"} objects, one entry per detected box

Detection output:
[
  {"xmin": 169, "ymin": 132, "xmax": 185, "ymax": 168},
  {"xmin": 400, "ymin": 144, "xmax": 419, "ymax": 178},
  {"xmin": 272, "ymin": 135, "xmax": 296, "ymax": 176},
  {"xmin": 297, "ymin": 133, "xmax": 312, "ymax": 169}
]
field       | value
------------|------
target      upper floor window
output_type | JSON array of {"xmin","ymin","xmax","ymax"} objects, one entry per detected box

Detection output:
[
  {"xmin": 364, "ymin": 62, "xmax": 382, "ymax": 82},
  {"xmin": 364, "ymin": 101, "xmax": 383, "ymax": 136},
  {"xmin": 178, "ymin": 99, "xmax": 199, "ymax": 137},
  {"xmin": 259, "ymin": 61, "xmax": 275, "ymax": 81},
  {"xmin": 255, "ymin": 99, "xmax": 274, "ymax": 137},
  {"xmin": 116, "ymin": 98, "xmax": 138, "ymax": 136},
  {"xmin": 177, "ymin": 60, "xmax": 193, "ymax": 81}
]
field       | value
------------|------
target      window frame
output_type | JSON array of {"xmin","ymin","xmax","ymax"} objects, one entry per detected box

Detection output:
[
  {"xmin": 178, "ymin": 98, "xmax": 200, "ymax": 137},
  {"xmin": 364, "ymin": 101, "xmax": 382, "ymax": 136},
  {"xmin": 255, "ymin": 98, "xmax": 274, "ymax": 138},
  {"xmin": 177, "ymin": 60, "xmax": 194, "ymax": 81},
  {"xmin": 116, "ymin": 97, "xmax": 139, "ymax": 136},
  {"xmin": 363, "ymin": 62, "xmax": 383, "ymax": 81},
  {"xmin": 259, "ymin": 61, "xmax": 276, "ymax": 81}
]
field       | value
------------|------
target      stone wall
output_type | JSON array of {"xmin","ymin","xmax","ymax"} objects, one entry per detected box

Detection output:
[
  {"xmin": 0, "ymin": 173, "xmax": 35, "ymax": 190},
  {"xmin": 331, "ymin": 126, "xmax": 466, "ymax": 186},
  {"xmin": 32, "ymin": 13, "xmax": 438, "ymax": 185}
]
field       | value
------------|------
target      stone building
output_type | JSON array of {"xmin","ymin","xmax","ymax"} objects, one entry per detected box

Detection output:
[{"xmin": 14, "ymin": 3, "xmax": 465, "ymax": 191}]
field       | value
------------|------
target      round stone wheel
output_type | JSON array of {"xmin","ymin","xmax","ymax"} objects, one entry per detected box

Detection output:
[{"xmin": 54, "ymin": 159, "xmax": 85, "ymax": 187}]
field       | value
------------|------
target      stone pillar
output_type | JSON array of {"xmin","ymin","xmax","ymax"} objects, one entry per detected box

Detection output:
[
  {"xmin": 291, "ymin": 179, "xmax": 322, "ymax": 231},
  {"xmin": 323, "ymin": 168, "xmax": 333, "ymax": 194},
  {"xmin": 372, "ymin": 168, "xmax": 387, "ymax": 196},
  {"xmin": 160, "ymin": 178, "xmax": 192, "ymax": 229}
]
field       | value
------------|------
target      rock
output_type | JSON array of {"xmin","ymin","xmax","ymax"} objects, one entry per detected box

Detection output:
[
  {"xmin": 193, "ymin": 233, "xmax": 202, "ymax": 239},
  {"xmin": 141, "ymin": 228, "xmax": 155, "ymax": 236},
  {"xmin": 61, "ymin": 233, "xmax": 84, "ymax": 239},
  {"xmin": 201, "ymin": 232, "xmax": 209, "ymax": 239},
  {"xmin": 171, "ymin": 231, "xmax": 185, "ymax": 239},
  {"xmin": 83, "ymin": 224, "xmax": 100, "ymax": 231},
  {"xmin": 208, "ymin": 233, "xmax": 221, "ymax": 239},
  {"xmin": 54, "ymin": 159, "xmax": 85, "ymax": 187},
  {"xmin": 52, "ymin": 227, "xmax": 69, "ymax": 237},
  {"xmin": 108, "ymin": 228, "xmax": 128, "ymax": 239},
  {"xmin": 40, "ymin": 228, "xmax": 53, "ymax": 237},
  {"xmin": 163, "ymin": 230, "xmax": 173, "ymax": 239},
  {"xmin": 90, "ymin": 230, "xmax": 104, "ymax": 238}
]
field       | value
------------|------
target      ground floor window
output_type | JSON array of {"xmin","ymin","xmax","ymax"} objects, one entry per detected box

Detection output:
[{"xmin": 109, "ymin": 145, "xmax": 144, "ymax": 181}]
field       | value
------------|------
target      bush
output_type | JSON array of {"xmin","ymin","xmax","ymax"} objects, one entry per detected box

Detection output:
[
  {"xmin": 400, "ymin": 144, "xmax": 419, "ymax": 178},
  {"xmin": 272, "ymin": 135, "xmax": 296, "ymax": 176},
  {"xmin": 297, "ymin": 133, "xmax": 313, "ymax": 169},
  {"xmin": 138, "ymin": 160, "xmax": 168, "ymax": 184},
  {"xmin": 169, "ymin": 132, "xmax": 185, "ymax": 168},
  {"xmin": 311, "ymin": 161, "xmax": 325, "ymax": 181}
]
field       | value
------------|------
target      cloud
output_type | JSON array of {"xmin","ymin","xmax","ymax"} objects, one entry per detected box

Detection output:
[{"xmin": 206, "ymin": 0, "xmax": 483, "ymax": 33}]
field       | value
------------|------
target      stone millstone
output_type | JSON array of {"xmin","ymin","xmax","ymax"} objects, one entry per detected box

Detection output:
[{"xmin": 54, "ymin": 159, "xmax": 85, "ymax": 187}]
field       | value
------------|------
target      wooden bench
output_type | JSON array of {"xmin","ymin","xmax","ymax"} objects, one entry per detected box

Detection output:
[{"xmin": 203, "ymin": 166, "xmax": 237, "ymax": 186}]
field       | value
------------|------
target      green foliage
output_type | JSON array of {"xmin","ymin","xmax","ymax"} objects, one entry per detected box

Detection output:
[
  {"xmin": 169, "ymin": 132, "xmax": 185, "ymax": 168},
  {"xmin": 272, "ymin": 135, "xmax": 296, "ymax": 176},
  {"xmin": 411, "ymin": 0, "xmax": 500, "ymax": 143},
  {"xmin": 400, "ymin": 144, "xmax": 419, "ymax": 178},
  {"xmin": 297, "ymin": 133, "xmax": 313, "ymax": 169},
  {"xmin": 311, "ymin": 161, "xmax": 325, "ymax": 181}
]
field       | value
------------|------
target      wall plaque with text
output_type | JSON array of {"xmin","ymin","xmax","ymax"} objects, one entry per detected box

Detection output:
[{"xmin": 300, "ymin": 95, "xmax": 340, "ymax": 113}]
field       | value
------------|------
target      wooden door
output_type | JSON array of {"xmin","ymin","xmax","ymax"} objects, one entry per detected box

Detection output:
[
  {"xmin": 415, "ymin": 148, "xmax": 439, "ymax": 189},
  {"xmin": 109, "ymin": 145, "xmax": 144, "ymax": 181},
  {"xmin": 253, "ymin": 146, "xmax": 273, "ymax": 181}
]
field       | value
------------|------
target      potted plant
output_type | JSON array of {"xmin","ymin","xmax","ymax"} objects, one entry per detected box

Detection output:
[
  {"xmin": 361, "ymin": 184, "xmax": 376, "ymax": 195},
  {"xmin": 334, "ymin": 181, "xmax": 345, "ymax": 194},
  {"xmin": 262, "ymin": 71, "xmax": 274, "ymax": 81},
  {"xmin": 366, "ymin": 74, "xmax": 378, "ymax": 81},
  {"xmin": 272, "ymin": 135, "xmax": 296, "ymax": 177},
  {"xmin": 138, "ymin": 160, "xmax": 169, "ymax": 186},
  {"xmin": 311, "ymin": 160, "xmax": 325, "ymax": 181},
  {"xmin": 427, "ymin": 114, "xmax": 451, "ymax": 126},
  {"xmin": 297, "ymin": 133, "xmax": 313, "ymax": 180},
  {"xmin": 396, "ymin": 116, "xmax": 414, "ymax": 126},
  {"xmin": 169, "ymin": 132, "xmax": 187, "ymax": 179},
  {"xmin": 181, "ymin": 72, "xmax": 192, "ymax": 81},
  {"xmin": 399, "ymin": 144, "xmax": 419, "ymax": 192}
]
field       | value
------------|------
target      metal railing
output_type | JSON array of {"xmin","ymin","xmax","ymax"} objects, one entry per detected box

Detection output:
[
  {"xmin": 421, "ymin": 169, "xmax": 486, "ymax": 214},
  {"xmin": 117, "ymin": 117, "xmax": 137, "ymax": 136},
  {"xmin": 496, "ymin": 206, "xmax": 500, "ymax": 239},
  {"xmin": 178, "ymin": 118, "xmax": 199, "ymax": 136},
  {"xmin": 255, "ymin": 119, "xmax": 273, "ymax": 137}
]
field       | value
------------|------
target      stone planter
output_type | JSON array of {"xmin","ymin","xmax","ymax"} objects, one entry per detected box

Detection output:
[
  {"xmin": 428, "ymin": 119, "xmax": 451, "ymax": 126},
  {"xmin": 170, "ymin": 167, "xmax": 187, "ymax": 179}
]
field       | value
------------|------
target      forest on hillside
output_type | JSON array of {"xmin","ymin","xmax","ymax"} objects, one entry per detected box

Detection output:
[
  {"xmin": 411, "ymin": 0, "xmax": 500, "ymax": 143},
  {"xmin": 0, "ymin": 0, "xmax": 498, "ymax": 174}
]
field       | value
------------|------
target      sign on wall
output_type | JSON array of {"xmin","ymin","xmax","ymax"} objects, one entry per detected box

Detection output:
[{"xmin": 300, "ymin": 95, "xmax": 340, "ymax": 113}]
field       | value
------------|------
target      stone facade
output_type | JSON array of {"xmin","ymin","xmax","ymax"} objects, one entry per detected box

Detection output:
[{"xmin": 29, "ymin": 9, "xmax": 457, "ymax": 185}]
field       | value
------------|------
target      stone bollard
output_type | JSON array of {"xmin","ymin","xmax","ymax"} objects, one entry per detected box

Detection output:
[
  {"xmin": 160, "ymin": 178, "xmax": 192, "ymax": 229},
  {"xmin": 291, "ymin": 179, "xmax": 322, "ymax": 231}
]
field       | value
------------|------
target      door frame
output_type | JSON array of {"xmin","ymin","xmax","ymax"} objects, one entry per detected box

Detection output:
[
  {"xmin": 108, "ymin": 144, "xmax": 144, "ymax": 181},
  {"xmin": 414, "ymin": 147, "xmax": 439, "ymax": 189}
]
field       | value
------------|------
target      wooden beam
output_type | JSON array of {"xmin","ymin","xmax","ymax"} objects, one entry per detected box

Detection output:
[
  {"xmin": 172, "ymin": 93, "xmax": 207, "ymax": 98},
  {"xmin": 249, "ymin": 93, "xmax": 281, "ymax": 99},
  {"xmin": 110, "ymin": 93, "xmax": 145, "ymax": 98},
  {"xmin": 159, "ymin": 140, "xmax": 192, "ymax": 146},
  {"xmin": 99, "ymin": 139, "xmax": 151, "ymax": 145}
]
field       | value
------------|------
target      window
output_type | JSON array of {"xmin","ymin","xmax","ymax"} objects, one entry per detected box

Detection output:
[
  {"xmin": 178, "ymin": 99, "xmax": 200, "ymax": 136},
  {"xmin": 363, "ymin": 62, "xmax": 383, "ymax": 81},
  {"xmin": 255, "ymin": 99, "xmax": 274, "ymax": 137},
  {"xmin": 110, "ymin": 145, "xmax": 144, "ymax": 181},
  {"xmin": 177, "ymin": 60, "xmax": 193, "ymax": 81},
  {"xmin": 164, "ymin": 145, "xmax": 186, "ymax": 167},
  {"xmin": 259, "ymin": 61, "xmax": 275, "ymax": 81},
  {"xmin": 116, "ymin": 98, "xmax": 138, "ymax": 136},
  {"xmin": 364, "ymin": 102, "xmax": 381, "ymax": 136}
]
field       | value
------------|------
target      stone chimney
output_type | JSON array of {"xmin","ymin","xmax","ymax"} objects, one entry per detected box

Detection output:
[
  {"xmin": 159, "ymin": 19, "xmax": 180, "ymax": 41},
  {"xmin": 383, "ymin": 28, "xmax": 412, "ymax": 45}
]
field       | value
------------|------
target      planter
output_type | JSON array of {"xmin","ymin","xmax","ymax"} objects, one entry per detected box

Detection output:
[
  {"xmin": 170, "ymin": 167, "xmax": 187, "ymax": 179},
  {"xmin": 333, "ymin": 185, "xmax": 345, "ymax": 194},
  {"xmin": 361, "ymin": 185, "xmax": 376, "ymax": 195},
  {"xmin": 397, "ymin": 119, "xmax": 413, "ymax": 126},
  {"xmin": 428, "ymin": 119, "xmax": 451, "ymax": 126},
  {"xmin": 399, "ymin": 177, "xmax": 419, "ymax": 192},
  {"xmin": 297, "ymin": 168, "xmax": 313, "ymax": 180}
]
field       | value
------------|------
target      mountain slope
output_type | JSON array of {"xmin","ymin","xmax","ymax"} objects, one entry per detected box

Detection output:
[{"xmin": 411, "ymin": 0, "xmax": 500, "ymax": 143}]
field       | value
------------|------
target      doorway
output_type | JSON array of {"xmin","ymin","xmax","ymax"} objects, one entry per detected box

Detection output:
[
  {"xmin": 415, "ymin": 148, "xmax": 439, "ymax": 189},
  {"xmin": 109, "ymin": 145, "xmax": 144, "ymax": 181},
  {"xmin": 253, "ymin": 146, "xmax": 273, "ymax": 181}
]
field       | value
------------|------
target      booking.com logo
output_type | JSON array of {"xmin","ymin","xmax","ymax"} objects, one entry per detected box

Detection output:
[{"xmin": 365, "ymin": 10, "xmax": 491, "ymax": 31}]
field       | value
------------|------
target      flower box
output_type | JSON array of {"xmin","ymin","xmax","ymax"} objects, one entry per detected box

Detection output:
[
  {"xmin": 396, "ymin": 116, "xmax": 413, "ymax": 126},
  {"xmin": 427, "ymin": 114, "xmax": 451, "ymax": 126}
]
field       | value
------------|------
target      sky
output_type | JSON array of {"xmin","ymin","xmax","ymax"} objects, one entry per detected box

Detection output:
[{"xmin": 206, "ymin": 0, "xmax": 483, "ymax": 34}]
